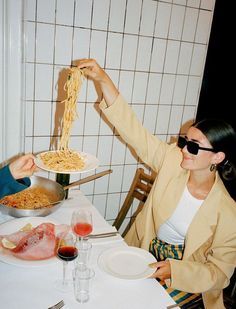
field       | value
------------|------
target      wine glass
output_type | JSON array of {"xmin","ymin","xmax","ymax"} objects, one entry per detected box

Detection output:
[
  {"xmin": 55, "ymin": 233, "xmax": 78, "ymax": 292},
  {"xmin": 71, "ymin": 209, "xmax": 93, "ymax": 244}
]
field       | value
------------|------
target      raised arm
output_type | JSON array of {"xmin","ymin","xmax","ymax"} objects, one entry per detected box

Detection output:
[{"xmin": 77, "ymin": 59, "xmax": 119, "ymax": 106}]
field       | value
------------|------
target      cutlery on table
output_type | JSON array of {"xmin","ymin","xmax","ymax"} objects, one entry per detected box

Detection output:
[
  {"xmin": 48, "ymin": 299, "xmax": 65, "ymax": 309},
  {"xmin": 85, "ymin": 231, "xmax": 119, "ymax": 239}
]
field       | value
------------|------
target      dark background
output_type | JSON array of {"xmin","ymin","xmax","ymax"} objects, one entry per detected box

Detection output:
[
  {"xmin": 196, "ymin": 3, "xmax": 236, "ymax": 299},
  {"xmin": 196, "ymin": 0, "xmax": 235, "ymax": 201},
  {"xmin": 196, "ymin": 0, "xmax": 235, "ymax": 130}
]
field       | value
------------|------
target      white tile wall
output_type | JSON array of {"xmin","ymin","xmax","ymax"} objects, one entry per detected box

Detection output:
[
  {"xmin": 154, "ymin": 2, "xmax": 172, "ymax": 38},
  {"xmin": 150, "ymin": 38, "xmax": 167, "ymax": 72},
  {"xmin": 19, "ymin": 0, "xmax": 216, "ymax": 228},
  {"xmin": 56, "ymin": 0, "xmax": 74, "ymax": 25},
  {"xmin": 37, "ymin": 0, "xmax": 56, "ymax": 23},
  {"xmin": 168, "ymin": 4, "xmax": 185, "ymax": 40},
  {"xmin": 109, "ymin": 0, "xmax": 126, "ymax": 32},
  {"xmin": 74, "ymin": 0, "xmax": 93, "ymax": 28},
  {"xmin": 140, "ymin": 0, "xmax": 157, "ymax": 36},
  {"xmin": 36, "ymin": 23, "xmax": 55, "ymax": 63},
  {"xmin": 121, "ymin": 35, "xmax": 138, "ymax": 70},
  {"xmin": 182, "ymin": 7, "xmax": 198, "ymax": 42}
]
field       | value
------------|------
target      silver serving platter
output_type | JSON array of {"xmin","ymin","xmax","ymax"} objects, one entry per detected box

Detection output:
[{"xmin": 0, "ymin": 175, "xmax": 66, "ymax": 218}]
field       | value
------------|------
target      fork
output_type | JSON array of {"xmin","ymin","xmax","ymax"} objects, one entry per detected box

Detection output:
[
  {"xmin": 85, "ymin": 231, "xmax": 119, "ymax": 239},
  {"xmin": 48, "ymin": 300, "xmax": 65, "ymax": 309}
]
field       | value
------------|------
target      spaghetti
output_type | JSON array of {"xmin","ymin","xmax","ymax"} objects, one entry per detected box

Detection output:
[
  {"xmin": 0, "ymin": 187, "xmax": 56, "ymax": 209},
  {"xmin": 39, "ymin": 150, "xmax": 85, "ymax": 172},
  {"xmin": 39, "ymin": 67, "xmax": 85, "ymax": 172},
  {"xmin": 59, "ymin": 67, "xmax": 84, "ymax": 150}
]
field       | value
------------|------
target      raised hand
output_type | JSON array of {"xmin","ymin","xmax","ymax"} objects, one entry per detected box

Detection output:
[
  {"xmin": 9, "ymin": 154, "xmax": 37, "ymax": 180},
  {"xmin": 77, "ymin": 58, "xmax": 119, "ymax": 106}
]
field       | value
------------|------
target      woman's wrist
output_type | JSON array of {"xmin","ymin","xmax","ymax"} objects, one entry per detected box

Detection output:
[{"xmin": 100, "ymin": 76, "xmax": 119, "ymax": 107}]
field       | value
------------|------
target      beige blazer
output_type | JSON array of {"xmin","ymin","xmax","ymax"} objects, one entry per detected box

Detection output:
[{"xmin": 100, "ymin": 94, "xmax": 236, "ymax": 309}]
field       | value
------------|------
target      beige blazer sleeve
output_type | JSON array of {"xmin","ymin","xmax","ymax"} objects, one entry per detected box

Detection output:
[{"xmin": 100, "ymin": 94, "xmax": 173, "ymax": 173}]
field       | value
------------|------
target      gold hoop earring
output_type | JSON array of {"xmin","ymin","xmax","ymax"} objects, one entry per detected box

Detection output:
[{"xmin": 210, "ymin": 163, "xmax": 217, "ymax": 172}]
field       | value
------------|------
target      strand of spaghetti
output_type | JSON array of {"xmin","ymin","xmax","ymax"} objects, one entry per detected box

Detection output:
[{"xmin": 59, "ymin": 67, "xmax": 84, "ymax": 150}]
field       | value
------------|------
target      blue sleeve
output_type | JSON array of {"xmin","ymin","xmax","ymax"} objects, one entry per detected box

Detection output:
[{"xmin": 0, "ymin": 165, "xmax": 31, "ymax": 199}]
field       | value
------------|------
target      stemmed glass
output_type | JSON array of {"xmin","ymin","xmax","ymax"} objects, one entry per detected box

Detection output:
[
  {"xmin": 71, "ymin": 209, "xmax": 93, "ymax": 244},
  {"xmin": 55, "ymin": 233, "xmax": 78, "ymax": 292}
]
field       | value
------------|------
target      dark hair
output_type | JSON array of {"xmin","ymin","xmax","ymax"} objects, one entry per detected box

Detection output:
[{"xmin": 193, "ymin": 119, "xmax": 236, "ymax": 182}]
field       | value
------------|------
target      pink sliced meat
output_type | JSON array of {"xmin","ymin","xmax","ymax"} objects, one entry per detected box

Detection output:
[
  {"xmin": 0, "ymin": 230, "xmax": 30, "ymax": 247},
  {"xmin": 1, "ymin": 222, "xmax": 70, "ymax": 260}
]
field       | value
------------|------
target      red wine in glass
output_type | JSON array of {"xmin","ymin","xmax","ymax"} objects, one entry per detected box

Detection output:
[
  {"xmin": 57, "ymin": 246, "xmax": 78, "ymax": 262},
  {"xmin": 55, "ymin": 233, "xmax": 77, "ymax": 292}
]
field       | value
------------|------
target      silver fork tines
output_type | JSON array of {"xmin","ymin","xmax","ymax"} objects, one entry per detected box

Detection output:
[{"xmin": 48, "ymin": 300, "xmax": 65, "ymax": 309}]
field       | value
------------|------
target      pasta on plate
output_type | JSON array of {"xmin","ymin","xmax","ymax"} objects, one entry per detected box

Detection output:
[{"xmin": 38, "ymin": 67, "xmax": 87, "ymax": 172}]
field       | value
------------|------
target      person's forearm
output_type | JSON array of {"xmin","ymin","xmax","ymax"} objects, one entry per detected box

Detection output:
[{"xmin": 99, "ymin": 74, "xmax": 119, "ymax": 107}]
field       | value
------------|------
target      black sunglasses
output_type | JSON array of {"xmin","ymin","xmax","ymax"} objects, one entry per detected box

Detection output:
[{"xmin": 177, "ymin": 136, "xmax": 215, "ymax": 155}]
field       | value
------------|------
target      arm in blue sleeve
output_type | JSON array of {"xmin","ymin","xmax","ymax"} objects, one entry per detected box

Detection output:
[{"xmin": 0, "ymin": 165, "xmax": 31, "ymax": 199}]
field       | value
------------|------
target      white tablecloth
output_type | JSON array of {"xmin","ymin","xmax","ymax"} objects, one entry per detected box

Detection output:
[{"xmin": 0, "ymin": 190, "xmax": 179, "ymax": 309}]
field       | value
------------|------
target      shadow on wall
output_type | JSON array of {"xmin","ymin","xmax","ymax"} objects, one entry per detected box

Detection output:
[{"xmin": 50, "ymin": 68, "xmax": 72, "ymax": 151}]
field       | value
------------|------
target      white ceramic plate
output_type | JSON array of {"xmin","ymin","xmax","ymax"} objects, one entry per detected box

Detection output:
[
  {"xmin": 98, "ymin": 246, "xmax": 157, "ymax": 280},
  {"xmin": 35, "ymin": 151, "xmax": 99, "ymax": 174},
  {"xmin": 0, "ymin": 217, "xmax": 60, "ymax": 267}
]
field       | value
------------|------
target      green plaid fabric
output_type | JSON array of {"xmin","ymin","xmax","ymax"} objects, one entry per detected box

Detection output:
[{"xmin": 149, "ymin": 238, "xmax": 202, "ymax": 307}]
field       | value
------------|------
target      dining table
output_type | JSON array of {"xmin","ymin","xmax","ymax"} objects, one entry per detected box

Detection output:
[{"xmin": 0, "ymin": 189, "xmax": 179, "ymax": 309}]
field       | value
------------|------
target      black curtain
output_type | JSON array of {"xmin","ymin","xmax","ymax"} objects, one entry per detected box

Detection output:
[
  {"xmin": 197, "ymin": 0, "xmax": 235, "ymax": 127},
  {"xmin": 196, "ymin": 0, "xmax": 235, "ymax": 200}
]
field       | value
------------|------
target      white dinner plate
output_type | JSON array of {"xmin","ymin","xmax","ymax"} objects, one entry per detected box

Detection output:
[
  {"xmin": 98, "ymin": 246, "xmax": 157, "ymax": 280},
  {"xmin": 0, "ymin": 217, "xmax": 60, "ymax": 267},
  {"xmin": 35, "ymin": 150, "xmax": 99, "ymax": 174}
]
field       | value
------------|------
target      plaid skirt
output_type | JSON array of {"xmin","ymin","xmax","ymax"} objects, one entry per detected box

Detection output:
[{"xmin": 149, "ymin": 237, "xmax": 202, "ymax": 308}]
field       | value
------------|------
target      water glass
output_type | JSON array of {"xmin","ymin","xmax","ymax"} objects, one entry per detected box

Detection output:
[
  {"xmin": 76, "ymin": 240, "xmax": 92, "ymax": 266},
  {"xmin": 73, "ymin": 265, "xmax": 95, "ymax": 303}
]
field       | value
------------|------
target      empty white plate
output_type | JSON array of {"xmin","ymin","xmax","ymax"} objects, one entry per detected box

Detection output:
[{"xmin": 98, "ymin": 246, "xmax": 157, "ymax": 280}]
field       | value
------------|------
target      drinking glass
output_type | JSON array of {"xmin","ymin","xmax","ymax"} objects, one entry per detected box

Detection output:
[
  {"xmin": 55, "ymin": 233, "xmax": 78, "ymax": 292},
  {"xmin": 73, "ymin": 265, "xmax": 95, "ymax": 303},
  {"xmin": 71, "ymin": 209, "xmax": 93, "ymax": 245}
]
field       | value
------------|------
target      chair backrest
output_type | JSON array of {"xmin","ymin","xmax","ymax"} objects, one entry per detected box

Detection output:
[{"xmin": 113, "ymin": 167, "xmax": 156, "ymax": 237}]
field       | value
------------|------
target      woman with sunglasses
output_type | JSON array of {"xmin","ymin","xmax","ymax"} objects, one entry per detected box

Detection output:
[{"xmin": 77, "ymin": 59, "xmax": 236, "ymax": 308}]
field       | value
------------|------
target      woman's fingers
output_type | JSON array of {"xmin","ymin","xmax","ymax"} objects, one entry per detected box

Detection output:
[{"xmin": 149, "ymin": 260, "xmax": 171, "ymax": 280}]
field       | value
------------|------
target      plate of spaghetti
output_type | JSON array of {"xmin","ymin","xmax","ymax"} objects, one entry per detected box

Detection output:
[
  {"xmin": 35, "ymin": 150, "xmax": 99, "ymax": 174},
  {"xmin": 35, "ymin": 67, "xmax": 99, "ymax": 174}
]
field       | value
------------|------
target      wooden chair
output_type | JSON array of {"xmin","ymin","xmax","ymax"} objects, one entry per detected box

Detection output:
[{"xmin": 113, "ymin": 167, "xmax": 156, "ymax": 237}]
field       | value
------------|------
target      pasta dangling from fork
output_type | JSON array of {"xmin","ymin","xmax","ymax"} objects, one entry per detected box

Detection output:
[
  {"xmin": 59, "ymin": 67, "xmax": 84, "ymax": 150},
  {"xmin": 40, "ymin": 67, "xmax": 86, "ymax": 172}
]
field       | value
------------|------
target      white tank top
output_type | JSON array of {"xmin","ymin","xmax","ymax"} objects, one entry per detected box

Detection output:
[{"xmin": 157, "ymin": 187, "xmax": 203, "ymax": 245}]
